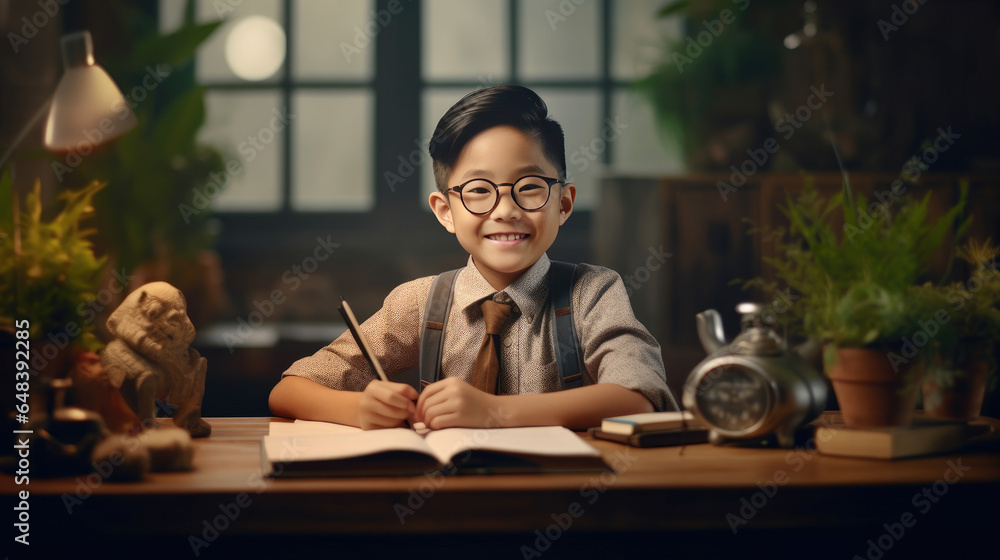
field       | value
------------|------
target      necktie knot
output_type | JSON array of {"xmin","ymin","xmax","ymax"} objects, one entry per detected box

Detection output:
[{"xmin": 481, "ymin": 299, "xmax": 512, "ymax": 335}]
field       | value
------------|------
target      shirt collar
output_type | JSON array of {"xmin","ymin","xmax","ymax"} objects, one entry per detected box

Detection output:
[{"xmin": 453, "ymin": 254, "xmax": 551, "ymax": 319}]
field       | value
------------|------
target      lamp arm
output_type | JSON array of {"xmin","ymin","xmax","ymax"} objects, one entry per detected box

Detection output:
[{"xmin": 0, "ymin": 98, "xmax": 53, "ymax": 172}]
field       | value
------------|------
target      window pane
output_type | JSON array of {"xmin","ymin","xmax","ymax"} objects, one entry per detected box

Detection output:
[
  {"xmin": 292, "ymin": 91, "xmax": 374, "ymax": 211},
  {"xmin": 195, "ymin": 0, "xmax": 285, "ymax": 84},
  {"xmin": 518, "ymin": 0, "xmax": 600, "ymax": 80},
  {"xmin": 532, "ymin": 88, "xmax": 600, "ymax": 210},
  {"xmin": 611, "ymin": 87, "xmax": 684, "ymax": 175},
  {"xmin": 423, "ymin": 0, "xmax": 508, "ymax": 81},
  {"xmin": 612, "ymin": 0, "xmax": 683, "ymax": 81},
  {"xmin": 158, "ymin": 0, "xmax": 186, "ymax": 32},
  {"xmin": 293, "ymin": 0, "xmax": 374, "ymax": 80},
  {"xmin": 161, "ymin": 1, "xmax": 286, "ymax": 83},
  {"xmin": 199, "ymin": 91, "xmax": 284, "ymax": 211},
  {"xmin": 421, "ymin": 88, "xmax": 471, "ymax": 203}
]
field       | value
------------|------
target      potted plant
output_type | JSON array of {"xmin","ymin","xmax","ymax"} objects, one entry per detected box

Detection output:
[
  {"xmin": 917, "ymin": 238, "xmax": 1000, "ymax": 419},
  {"xmin": 633, "ymin": 0, "xmax": 781, "ymax": 170},
  {"xmin": 758, "ymin": 177, "xmax": 968, "ymax": 427},
  {"xmin": 1, "ymin": 173, "xmax": 107, "ymax": 379}
]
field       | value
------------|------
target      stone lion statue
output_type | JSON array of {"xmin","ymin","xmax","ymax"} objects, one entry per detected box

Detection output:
[{"xmin": 101, "ymin": 282, "xmax": 211, "ymax": 437}]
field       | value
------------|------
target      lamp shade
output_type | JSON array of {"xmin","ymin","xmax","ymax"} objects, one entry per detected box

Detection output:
[{"xmin": 44, "ymin": 31, "xmax": 137, "ymax": 152}]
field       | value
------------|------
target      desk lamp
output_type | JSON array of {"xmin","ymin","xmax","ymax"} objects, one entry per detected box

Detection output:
[{"xmin": 0, "ymin": 29, "xmax": 136, "ymax": 170}]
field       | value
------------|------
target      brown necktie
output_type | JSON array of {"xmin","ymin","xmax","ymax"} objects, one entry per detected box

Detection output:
[{"xmin": 471, "ymin": 298, "xmax": 512, "ymax": 394}]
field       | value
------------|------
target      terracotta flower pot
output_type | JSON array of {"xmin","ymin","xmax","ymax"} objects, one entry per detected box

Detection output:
[
  {"xmin": 922, "ymin": 338, "xmax": 993, "ymax": 420},
  {"xmin": 68, "ymin": 349, "xmax": 142, "ymax": 433},
  {"xmin": 826, "ymin": 346, "xmax": 924, "ymax": 427}
]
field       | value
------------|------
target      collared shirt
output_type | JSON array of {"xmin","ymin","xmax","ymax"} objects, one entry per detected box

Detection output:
[{"xmin": 282, "ymin": 254, "xmax": 677, "ymax": 411}]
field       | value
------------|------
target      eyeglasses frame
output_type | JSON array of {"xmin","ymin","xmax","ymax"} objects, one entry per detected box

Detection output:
[{"xmin": 447, "ymin": 175, "xmax": 562, "ymax": 215}]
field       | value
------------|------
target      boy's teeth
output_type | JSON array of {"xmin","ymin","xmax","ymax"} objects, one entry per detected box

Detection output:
[{"xmin": 490, "ymin": 234, "xmax": 525, "ymax": 241}]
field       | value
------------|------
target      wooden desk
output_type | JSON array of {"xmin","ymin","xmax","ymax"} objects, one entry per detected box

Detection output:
[{"xmin": 5, "ymin": 417, "xmax": 999, "ymax": 559}]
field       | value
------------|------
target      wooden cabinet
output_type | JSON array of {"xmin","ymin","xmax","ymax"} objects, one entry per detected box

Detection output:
[{"xmin": 593, "ymin": 173, "xmax": 999, "ymax": 393}]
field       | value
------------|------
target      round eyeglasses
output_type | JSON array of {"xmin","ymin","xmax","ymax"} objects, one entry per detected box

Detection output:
[{"xmin": 447, "ymin": 175, "xmax": 561, "ymax": 215}]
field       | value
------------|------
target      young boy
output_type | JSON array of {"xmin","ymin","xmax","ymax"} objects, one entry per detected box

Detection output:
[{"xmin": 269, "ymin": 85, "xmax": 677, "ymax": 430}]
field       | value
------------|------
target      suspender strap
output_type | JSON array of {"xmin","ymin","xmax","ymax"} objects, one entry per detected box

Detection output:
[
  {"xmin": 548, "ymin": 261, "xmax": 585, "ymax": 390},
  {"xmin": 418, "ymin": 262, "xmax": 585, "ymax": 391},
  {"xmin": 419, "ymin": 269, "xmax": 459, "ymax": 387}
]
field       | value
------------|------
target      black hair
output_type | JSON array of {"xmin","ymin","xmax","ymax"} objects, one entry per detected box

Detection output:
[{"xmin": 428, "ymin": 85, "xmax": 567, "ymax": 193}]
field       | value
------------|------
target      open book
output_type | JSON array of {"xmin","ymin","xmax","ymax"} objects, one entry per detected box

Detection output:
[{"xmin": 261, "ymin": 425, "xmax": 609, "ymax": 477}]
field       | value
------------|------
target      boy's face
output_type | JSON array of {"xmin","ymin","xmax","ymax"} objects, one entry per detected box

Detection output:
[{"xmin": 429, "ymin": 125, "xmax": 575, "ymax": 290}]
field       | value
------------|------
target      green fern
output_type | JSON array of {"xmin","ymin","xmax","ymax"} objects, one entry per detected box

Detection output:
[
  {"xmin": 762, "ymin": 177, "xmax": 968, "ymax": 351},
  {"xmin": 1, "ymin": 173, "xmax": 107, "ymax": 350}
]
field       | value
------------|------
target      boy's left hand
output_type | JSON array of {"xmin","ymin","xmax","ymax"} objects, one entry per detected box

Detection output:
[{"xmin": 415, "ymin": 377, "xmax": 500, "ymax": 429}]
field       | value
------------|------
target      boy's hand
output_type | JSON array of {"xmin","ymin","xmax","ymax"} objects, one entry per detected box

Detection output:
[
  {"xmin": 416, "ymin": 377, "xmax": 499, "ymax": 429},
  {"xmin": 357, "ymin": 380, "xmax": 419, "ymax": 430}
]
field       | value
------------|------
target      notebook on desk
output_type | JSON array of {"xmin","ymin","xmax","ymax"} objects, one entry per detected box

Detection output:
[
  {"xmin": 261, "ymin": 424, "xmax": 610, "ymax": 477},
  {"xmin": 588, "ymin": 426, "xmax": 710, "ymax": 448}
]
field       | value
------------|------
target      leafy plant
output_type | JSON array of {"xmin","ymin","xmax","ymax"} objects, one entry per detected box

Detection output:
[
  {"xmin": 1, "ymin": 172, "xmax": 106, "ymax": 350},
  {"xmin": 950, "ymin": 238, "xmax": 1000, "ymax": 339},
  {"xmin": 65, "ymin": 2, "xmax": 226, "ymax": 275},
  {"xmin": 755, "ymin": 176, "xmax": 968, "ymax": 360},
  {"xmin": 633, "ymin": 0, "xmax": 782, "ymax": 168},
  {"xmin": 918, "ymin": 238, "xmax": 1000, "ymax": 392}
]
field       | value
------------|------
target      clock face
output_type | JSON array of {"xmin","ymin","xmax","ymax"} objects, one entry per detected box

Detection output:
[{"xmin": 694, "ymin": 364, "xmax": 770, "ymax": 433}]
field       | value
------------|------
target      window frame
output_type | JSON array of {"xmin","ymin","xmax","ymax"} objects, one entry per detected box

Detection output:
[{"xmin": 199, "ymin": 0, "xmax": 642, "ymax": 257}]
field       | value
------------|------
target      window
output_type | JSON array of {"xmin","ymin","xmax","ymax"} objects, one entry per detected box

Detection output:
[
  {"xmin": 160, "ymin": 0, "xmax": 376, "ymax": 212},
  {"xmin": 160, "ymin": 0, "xmax": 682, "ymax": 217},
  {"xmin": 422, "ymin": 0, "xmax": 683, "ymax": 210}
]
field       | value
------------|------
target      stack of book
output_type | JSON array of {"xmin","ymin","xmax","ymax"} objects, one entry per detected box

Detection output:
[
  {"xmin": 813, "ymin": 415, "xmax": 993, "ymax": 460},
  {"xmin": 589, "ymin": 410, "xmax": 710, "ymax": 448}
]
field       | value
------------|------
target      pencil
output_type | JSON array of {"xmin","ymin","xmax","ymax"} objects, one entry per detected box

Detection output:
[{"xmin": 338, "ymin": 297, "xmax": 413, "ymax": 429}]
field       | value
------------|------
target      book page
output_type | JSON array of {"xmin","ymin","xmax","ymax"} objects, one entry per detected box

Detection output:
[
  {"xmin": 268, "ymin": 419, "xmax": 364, "ymax": 436},
  {"xmin": 269, "ymin": 419, "xmax": 430, "ymax": 436},
  {"xmin": 262, "ymin": 428, "xmax": 432, "ymax": 464},
  {"xmin": 423, "ymin": 426, "xmax": 600, "ymax": 465}
]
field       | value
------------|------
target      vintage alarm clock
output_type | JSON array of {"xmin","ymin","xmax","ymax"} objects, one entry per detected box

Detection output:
[{"xmin": 682, "ymin": 303, "xmax": 828, "ymax": 448}]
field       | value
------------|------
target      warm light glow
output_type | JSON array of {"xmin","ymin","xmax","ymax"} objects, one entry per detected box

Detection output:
[
  {"xmin": 225, "ymin": 16, "xmax": 286, "ymax": 81},
  {"xmin": 44, "ymin": 31, "xmax": 136, "ymax": 151}
]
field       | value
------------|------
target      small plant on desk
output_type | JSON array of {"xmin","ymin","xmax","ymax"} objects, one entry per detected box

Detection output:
[{"xmin": 747, "ymin": 176, "xmax": 969, "ymax": 427}]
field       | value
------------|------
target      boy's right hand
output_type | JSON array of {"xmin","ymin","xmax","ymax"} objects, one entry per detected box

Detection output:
[{"xmin": 357, "ymin": 380, "xmax": 419, "ymax": 430}]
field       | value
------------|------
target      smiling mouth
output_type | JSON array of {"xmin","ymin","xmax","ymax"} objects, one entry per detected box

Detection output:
[{"xmin": 486, "ymin": 233, "xmax": 529, "ymax": 242}]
